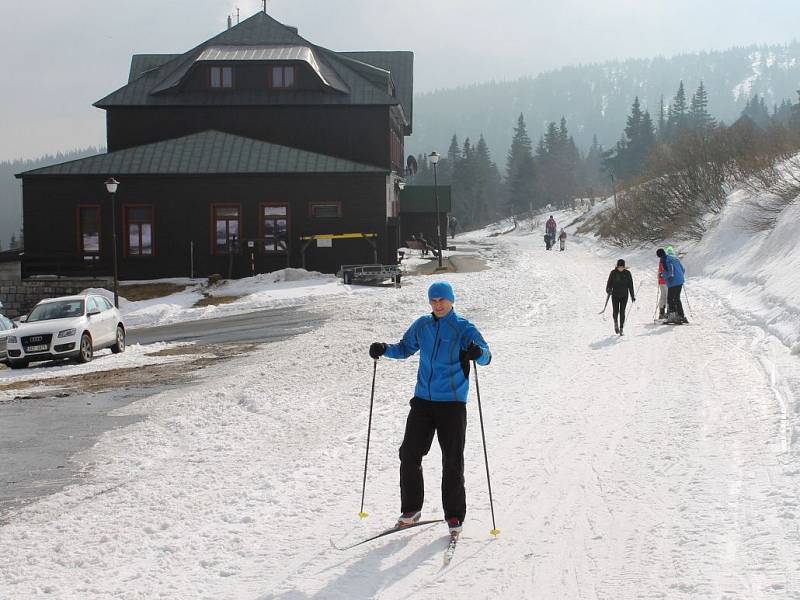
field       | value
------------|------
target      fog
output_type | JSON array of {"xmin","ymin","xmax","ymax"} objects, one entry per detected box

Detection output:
[{"xmin": 1, "ymin": 0, "xmax": 798, "ymax": 160}]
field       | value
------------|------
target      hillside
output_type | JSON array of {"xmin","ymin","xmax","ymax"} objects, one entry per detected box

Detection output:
[{"xmin": 409, "ymin": 42, "xmax": 800, "ymax": 159}]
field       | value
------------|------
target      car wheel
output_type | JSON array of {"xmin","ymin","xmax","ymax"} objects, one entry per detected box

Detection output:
[
  {"xmin": 8, "ymin": 360, "xmax": 28, "ymax": 370},
  {"xmin": 77, "ymin": 333, "xmax": 93, "ymax": 364},
  {"xmin": 111, "ymin": 325, "xmax": 126, "ymax": 354}
]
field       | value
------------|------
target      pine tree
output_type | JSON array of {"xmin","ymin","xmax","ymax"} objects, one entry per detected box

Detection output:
[
  {"xmin": 667, "ymin": 81, "xmax": 689, "ymax": 136},
  {"xmin": 658, "ymin": 95, "xmax": 666, "ymax": 140},
  {"xmin": 505, "ymin": 113, "xmax": 536, "ymax": 216},
  {"xmin": 742, "ymin": 94, "xmax": 770, "ymax": 128},
  {"xmin": 604, "ymin": 97, "xmax": 656, "ymax": 180},
  {"xmin": 689, "ymin": 81, "xmax": 716, "ymax": 129}
]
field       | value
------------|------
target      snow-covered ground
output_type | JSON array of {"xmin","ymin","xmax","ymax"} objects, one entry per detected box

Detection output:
[{"xmin": 1, "ymin": 205, "xmax": 799, "ymax": 599}]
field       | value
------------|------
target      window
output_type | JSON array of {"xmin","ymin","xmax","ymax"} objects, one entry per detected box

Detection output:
[
  {"xmin": 261, "ymin": 204, "xmax": 288, "ymax": 253},
  {"xmin": 87, "ymin": 296, "xmax": 100, "ymax": 314},
  {"xmin": 309, "ymin": 202, "xmax": 341, "ymax": 219},
  {"xmin": 212, "ymin": 205, "xmax": 240, "ymax": 254},
  {"xmin": 270, "ymin": 65, "xmax": 295, "ymax": 89},
  {"xmin": 125, "ymin": 206, "xmax": 154, "ymax": 257},
  {"xmin": 99, "ymin": 297, "xmax": 114, "ymax": 311},
  {"xmin": 78, "ymin": 205, "xmax": 100, "ymax": 254},
  {"xmin": 209, "ymin": 66, "xmax": 233, "ymax": 89}
]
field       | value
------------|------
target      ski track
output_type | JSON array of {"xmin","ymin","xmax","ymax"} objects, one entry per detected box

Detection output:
[{"xmin": 1, "ymin": 222, "xmax": 799, "ymax": 599}]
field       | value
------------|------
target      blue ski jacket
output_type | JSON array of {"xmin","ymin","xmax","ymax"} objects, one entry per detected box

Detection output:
[
  {"xmin": 661, "ymin": 254, "xmax": 685, "ymax": 287},
  {"xmin": 384, "ymin": 309, "xmax": 491, "ymax": 403}
]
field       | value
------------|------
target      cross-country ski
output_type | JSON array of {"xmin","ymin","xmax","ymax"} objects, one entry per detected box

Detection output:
[{"xmin": 330, "ymin": 519, "xmax": 444, "ymax": 551}]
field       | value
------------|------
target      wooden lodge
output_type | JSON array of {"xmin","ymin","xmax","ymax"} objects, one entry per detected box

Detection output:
[{"xmin": 16, "ymin": 12, "xmax": 415, "ymax": 279}]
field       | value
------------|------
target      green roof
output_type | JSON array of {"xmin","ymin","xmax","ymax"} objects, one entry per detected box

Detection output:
[
  {"xmin": 399, "ymin": 185, "xmax": 452, "ymax": 213},
  {"xmin": 16, "ymin": 131, "xmax": 388, "ymax": 177},
  {"xmin": 95, "ymin": 12, "xmax": 413, "ymax": 131}
]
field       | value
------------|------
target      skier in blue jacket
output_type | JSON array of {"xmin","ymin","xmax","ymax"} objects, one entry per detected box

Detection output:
[
  {"xmin": 369, "ymin": 281, "xmax": 491, "ymax": 535},
  {"xmin": 657, "ymin": 247, "xmax": 687, "ymax": 324}
]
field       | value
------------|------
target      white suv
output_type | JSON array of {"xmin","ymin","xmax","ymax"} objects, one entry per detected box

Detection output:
[
  {"xmin": 5, "ymin": 294, "xmax": 126, "ymax": 369},
  {"xmin": 0, "ymin": 313, "xmax": 15, "ymax": 363}
]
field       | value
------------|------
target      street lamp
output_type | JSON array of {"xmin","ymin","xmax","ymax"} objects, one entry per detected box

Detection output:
[
  {"xmin": 104, "ymin": 177, "xmax": 120, "ymax": 308},
  {"xmin": 428, "ymin": 151, "xmax": 443, "ymax": 268}
]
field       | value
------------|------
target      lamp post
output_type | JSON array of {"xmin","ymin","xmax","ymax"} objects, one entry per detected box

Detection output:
[
  {"xmin": 104, "ymin": 178, "xmax": 120, "ymax": 308},
  {"xmin": 428, "ymin": 151, "xmax": 443, "ymax": 268}
]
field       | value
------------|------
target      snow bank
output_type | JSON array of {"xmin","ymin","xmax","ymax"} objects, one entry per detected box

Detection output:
[{"xmin": 688, "ymin": 190, "xmax": 800, "ymax": 350}]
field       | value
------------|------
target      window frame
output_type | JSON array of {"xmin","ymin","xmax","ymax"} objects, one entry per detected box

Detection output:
[
  {"xmin": 308, "ymin": 201, "xmax": 342, "ymax": 219},
  {"xmin": 268, "ymin": 65, "xmax": 296, "ymax": 90},
  {"xmin": 208, "ymin": 65, "xmax": 234, "ymax": 90},
  {"xmin": 76, "ymin": 204, "xmax": 101, "ymax": 256},
  {"xmin": 210, "ymin": 203, "xmax": 242, "ymax": 255},
  {"xmin": 258, "ymin": 202, "xmax": 290, "ymax": 255},
  {"xmin": 123, "ymin": 204, "xmax": 155, "ymax": 258}
]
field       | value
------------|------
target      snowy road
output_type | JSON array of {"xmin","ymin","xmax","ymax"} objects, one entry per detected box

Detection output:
[{"xmin": 1, "ymin": 221, "xmax": 798, "ymax": 599}]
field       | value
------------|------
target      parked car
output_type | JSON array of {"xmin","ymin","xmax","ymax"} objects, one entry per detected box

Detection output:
[
  {"xmin": 0, "ymin": 313, "xmax": 15, "ymax": 364},
  {"xmin": 5, "ymin": 294, "xmax": 126, "ymax": 369}
]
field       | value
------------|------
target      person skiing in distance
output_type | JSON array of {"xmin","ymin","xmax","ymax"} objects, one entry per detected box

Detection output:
[
  {"xmin": 656, "ymin": 249, "xmax": 668, "ymax": 320},
  {"xmin": 558, "ymin": 228, "xmax": 567, "ymax": 251},
  {"xmin": 368, "ymin": 281, "xmax": 491, "ymax": 536},
  {"xmin": 606, "ymin": 259, "xmax": 636, "ymax": 335},
  {"xmin": 657, "ymin": 248, "xmax": 687, "ymax": 324},
  {"xmin": 545, "ymin": 215, "xmax": 557, "ymax": 250}
]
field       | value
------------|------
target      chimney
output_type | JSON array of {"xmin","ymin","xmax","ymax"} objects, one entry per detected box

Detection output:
[{"xmin": 286, "ymin": 26, "xmax": 298, "ymax": 35}]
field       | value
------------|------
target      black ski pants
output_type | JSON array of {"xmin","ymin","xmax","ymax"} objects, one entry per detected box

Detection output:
[
  {"xmin": 667, "ymin": 284, "xmax": 685, "ymax": 317},
  {"xmin": 612, "ymin": 296, "xmax": 628, "ymax": 329},
  {"xmin": 399, "ymin": 397, "xmax": 467, "ymax": 523}
]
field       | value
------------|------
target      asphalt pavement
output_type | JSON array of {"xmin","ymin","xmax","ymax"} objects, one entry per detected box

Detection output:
[{"xmin": 0, "ymin": 304, "xmax": 325, "ymax": 518}]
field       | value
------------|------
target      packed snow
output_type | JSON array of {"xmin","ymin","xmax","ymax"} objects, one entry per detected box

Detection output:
[{"xmin": 1, "ymin": 199, "xmax": 799, "ymax": 599}]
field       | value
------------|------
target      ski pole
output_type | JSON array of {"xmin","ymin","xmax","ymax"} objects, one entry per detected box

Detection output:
[
  {"xmin": 473, "ymin": 361, "xmax": 500, "ymax": 538},
  {"xmin": 598, "ymin": 293, "xmax": 611, "ymax": 315},
  {"xmin": 626, "ymin": 281, "xmax": 642, "ymax": 321},
  {"xmin": 683, "ymin": 284, "xmax": 694, "ymax": 318},
  {"xmin": 358, "ymin": 359, "xmax": 378, "ymax": 519}
]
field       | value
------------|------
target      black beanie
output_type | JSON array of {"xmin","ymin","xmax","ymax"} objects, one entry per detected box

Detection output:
[
  {"xmin": 656, "ymin": 248, "xmax": 665, "ymax": 258},
  {"xmin": 616, "ymin": 259, "xmax": 625, "ymax": 267}
]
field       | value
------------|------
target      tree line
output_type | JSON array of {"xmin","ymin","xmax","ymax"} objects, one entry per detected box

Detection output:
[
  {"xmin": 410, "ymin": 78, "xmax": 800, "ymax": 236},
  {"xmin": 589, "ymin": 81, "xmax": 800, "ymax": 244},
  {"xmin": 409, "ymin": 114, "xmax": 608, "ymax": 230}
]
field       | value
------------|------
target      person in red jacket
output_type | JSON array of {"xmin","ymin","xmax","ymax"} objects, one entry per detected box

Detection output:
[{"xmin": 657, "ymin": 251, "xmax": 668, "ymax": 319}]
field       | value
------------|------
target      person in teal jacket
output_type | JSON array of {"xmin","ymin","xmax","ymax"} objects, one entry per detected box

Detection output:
[
  {"xmin": 369, "ymin": 281, "xmax": 491, "ymax": 534},
  {"xmin": 657, "ymin": 247, "xmax": 687, "ymax": 324}
]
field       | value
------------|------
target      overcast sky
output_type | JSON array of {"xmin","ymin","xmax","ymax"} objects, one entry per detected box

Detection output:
[{"xmin": 1, "ymin": 0, "xmax": 799, "ymax": 161}]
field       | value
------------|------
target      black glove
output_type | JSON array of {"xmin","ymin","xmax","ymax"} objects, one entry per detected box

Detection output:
[
  {"xmin": 465, "ymin": 342, "xmax": 482, "ymax": 360},
  {"xmin": 369, "ymin": 342, "xmax": 387, "ymax": 360},
  {"xmin": 605, "ymin": 288, "xmax": 611, "ymax": 295}
]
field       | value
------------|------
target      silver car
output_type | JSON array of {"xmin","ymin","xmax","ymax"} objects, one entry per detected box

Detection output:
[
  {"xmin": 0, "ymin": 313, "xmax": 15, "ymax": 363},
  {"xmin": 5, "ymin": 294, "xmax": 126, "ymax": 369}
]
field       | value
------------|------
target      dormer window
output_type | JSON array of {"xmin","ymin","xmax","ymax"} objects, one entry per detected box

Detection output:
[
  {"xmin": 209, "ymin": 66, "xmax": 233, "ymax": 89},
  {"xmin": 269, "ymin": 65, "xmax": 295, "ymax": 89}
]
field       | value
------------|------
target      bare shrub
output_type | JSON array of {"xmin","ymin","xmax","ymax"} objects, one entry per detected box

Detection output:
[{"xmin": 596, "ymin": 121, "xmax": 800, "ymax": 244}]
